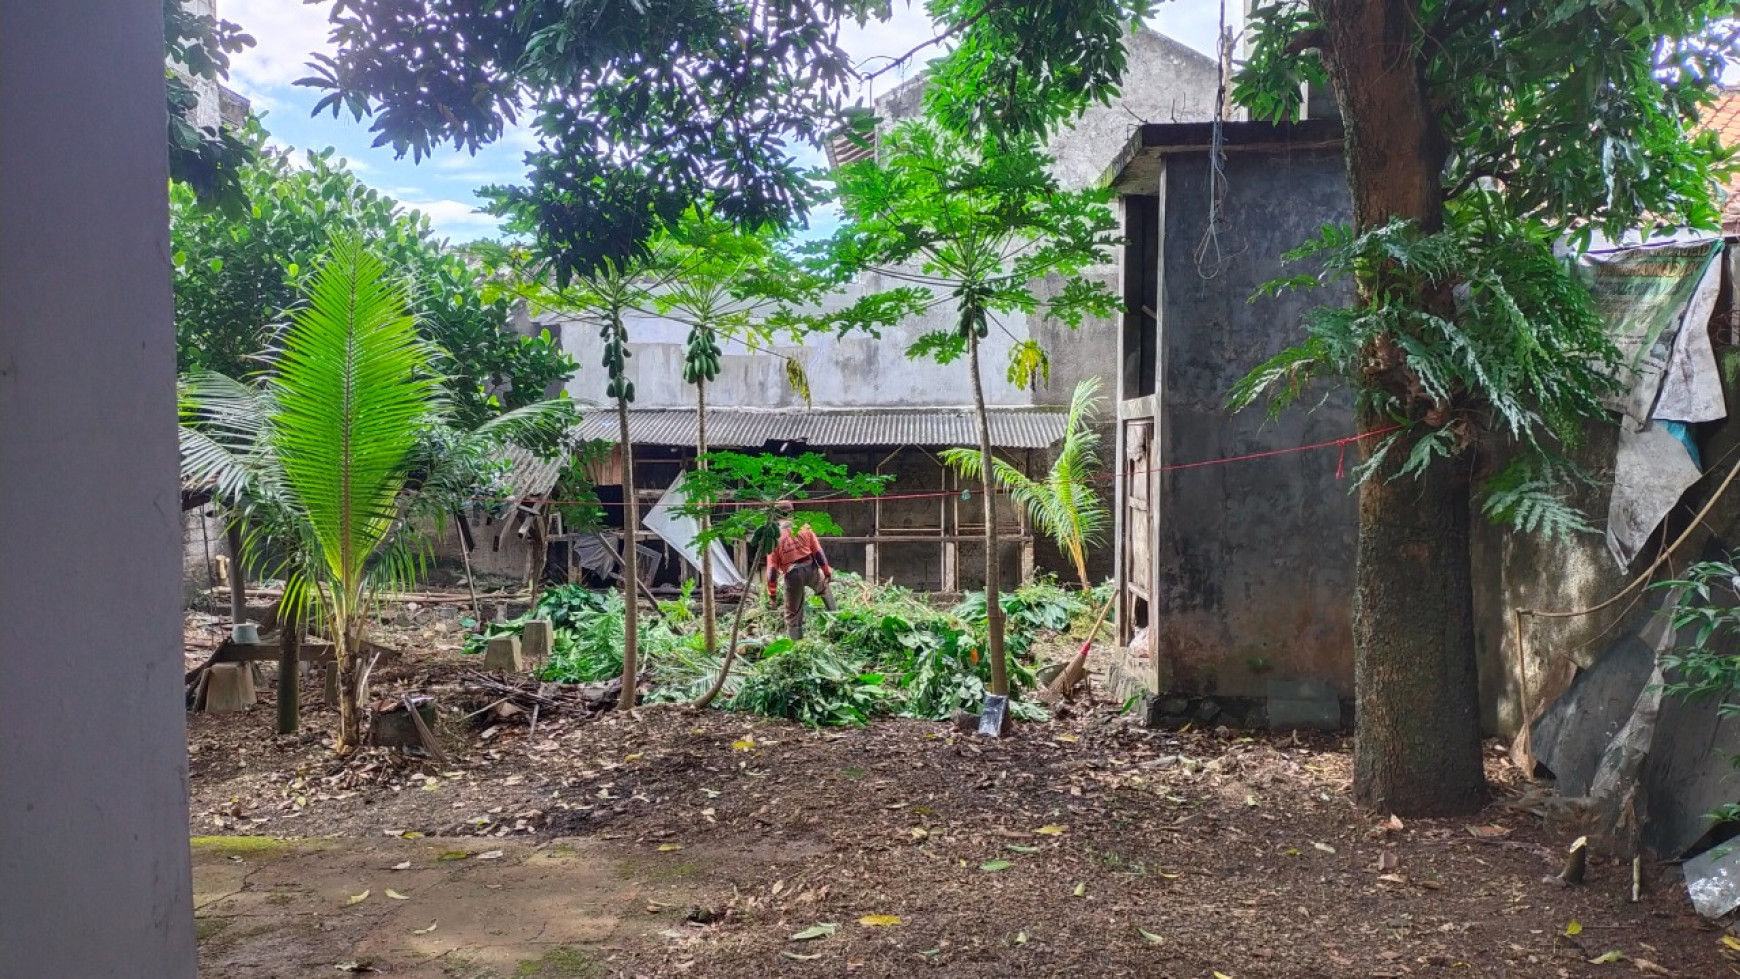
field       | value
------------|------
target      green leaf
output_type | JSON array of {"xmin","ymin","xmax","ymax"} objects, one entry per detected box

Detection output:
[
  {"xmin": 980, "ymin": 859, "xmax": 1012, "ymax": 872},
  {"xmin": 790, "ymin": 923, "xmax": 839, "ymax": 941}
]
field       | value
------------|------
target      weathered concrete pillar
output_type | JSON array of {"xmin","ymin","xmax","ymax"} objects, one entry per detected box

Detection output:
[
  {"xmin": 203, "ymin": 664, "xmax": 257, "ymax": 714},
  {"xmin": 0, "ymin": 2, "xmax": 197, "ymax": 975},
  {"xmin": 521, "ymin": 619, "xmax": 553, "ymax": 668},
  {"xmin": 484, "ymin": 635, "xmax": 525, "ymax": 672}
]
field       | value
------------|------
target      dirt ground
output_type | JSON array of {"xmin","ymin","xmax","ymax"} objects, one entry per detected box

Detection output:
[{"xmin": 186, "ymin": 609, "xmax": 1740, "ymax": 978}]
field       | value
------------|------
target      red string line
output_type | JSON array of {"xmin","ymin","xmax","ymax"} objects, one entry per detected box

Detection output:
[{"xmin": 480, "ymin": 425, "xmax": 1402, "ymax": 509}]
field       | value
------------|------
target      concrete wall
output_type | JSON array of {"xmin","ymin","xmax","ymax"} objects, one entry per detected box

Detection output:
[
  {"xmin": 1, "ymin": 2, "xmax": 197, "ymax": 973},
  {"xmin": 1146, "ymin": 145, "xmax": 1357, "ymax": 700}
]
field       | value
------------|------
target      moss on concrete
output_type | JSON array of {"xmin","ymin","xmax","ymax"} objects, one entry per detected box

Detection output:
[{"xmin": 515, "ymin": 946, "xmax": 603, "ymax": 978}]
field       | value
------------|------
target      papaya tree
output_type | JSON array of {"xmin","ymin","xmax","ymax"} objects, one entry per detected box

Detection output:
[
  {"xmin": 480, "ymin": 239, "xmax": 680, "ymax": 710},
  {"xmin": 652, "ymin": 213, "xmax": 825, "ymax": 661},
  {"xmin": 824, "ymin": 121, "xmax": 1120, "ymax": 698}
]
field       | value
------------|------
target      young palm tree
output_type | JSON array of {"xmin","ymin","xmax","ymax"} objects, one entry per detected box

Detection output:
[
  {"xmin": 941, "ymin": 377, "xmax": 1107, "ymax": 588},
  {"xmin": 180, "ymin": 235, "xmax": 436, "ymax": 746},
  {"xmin": 182, "ymin": 235, "xmax": 571, "ymax": 748}
]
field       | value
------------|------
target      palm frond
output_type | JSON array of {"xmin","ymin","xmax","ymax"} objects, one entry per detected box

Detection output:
[{"xmin": 269, "ymin": 234, "xmax": 440, "ymax": 605}]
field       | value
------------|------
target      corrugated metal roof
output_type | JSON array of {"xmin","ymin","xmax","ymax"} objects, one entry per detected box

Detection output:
[
  {"xmin": 571, "ymin": 407, "xmax": 1067, "ymax": 450},
  {"xmin": 500, "ymin": 443, "xmax": 565, "ymax": 499}
]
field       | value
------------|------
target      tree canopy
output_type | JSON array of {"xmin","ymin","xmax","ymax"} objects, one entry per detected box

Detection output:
[
  {"xmin": 302, "ymin": 0, "xmax": 898, "ymax": 281},
  {"xmin": 171, "ymin": 123, "xmax": 572, "ymax": 430},
  {"xmin": 165, "ymin": 0, "xmax": 255, "ymax": 216}
]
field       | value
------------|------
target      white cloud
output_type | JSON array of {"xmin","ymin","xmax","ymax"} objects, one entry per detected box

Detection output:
[
  {"xmin": 398, "ymin": 198, "xmax": 503, "ymax": 239},
  {"xmin": 223, "ymin": 0, "xmax": 333, "ymax": 95}
]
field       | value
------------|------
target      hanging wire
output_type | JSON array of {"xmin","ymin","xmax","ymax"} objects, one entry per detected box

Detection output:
[{"xmin": 1193, "ymin": 0, "xmax": 1246, "ymax": 279}]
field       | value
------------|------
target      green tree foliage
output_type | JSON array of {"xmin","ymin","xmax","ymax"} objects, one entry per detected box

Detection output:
[
  {"xmin": 301, "ymin": 0, "xmax": 896, "ymax": 281},
  {"xmin": 164, "ymin": 0, "xmax": 255, "ymax": 215},
  {"xmin": 943, "ymin": 377, "xmax": 1109, "ymax": 587},
  {"xmin": 823, "ymin": 121, "xmax": 1120, "ymax": 697},
  {"xmin": 921, "ymin": 0, "xmax": 1155, "ymax": 140},
  {"xmin": 183, "ymin": 237, "xmax": 439, "ymax": 749},
  {"xmin": 677, "ymin": 450, "xmax": 892, "ymax": 710},
  {"xmin": 170, "ymin": 124, "xmax": 572, "ymax": 429}
]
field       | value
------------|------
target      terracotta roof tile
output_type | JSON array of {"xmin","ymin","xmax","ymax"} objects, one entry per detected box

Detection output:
[{"xmin": 1696, "ymin": 89, "xmax": 1740, "ymax": 233}]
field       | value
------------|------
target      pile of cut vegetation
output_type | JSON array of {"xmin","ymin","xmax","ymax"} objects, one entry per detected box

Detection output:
[{"xmin": 463, "ymin": 575, "xmax": 1105, "ymax": 726}]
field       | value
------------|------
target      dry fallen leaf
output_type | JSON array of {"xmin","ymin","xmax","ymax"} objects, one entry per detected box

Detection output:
[
  {"xmin": 859, "ymin": 915, "xmax": 901, "ymax": 927},
  {"xmin": 732, "ymin": 736, "xmax": 757, "ymax": 751},
  {"xmin": 1724, "ymin": 935, "xmax": 1740, "ymax": 952},
  {"xmin": 345, "ymin": 891, "xmax": 370, "ymax": 906},
  {"xmin": 909, "ymin": 827, "xmax": 929, "ymax": 841},
  {"xmin": 1632, "ymin": 958, "xmax": 1670, "ymax": 975},
  {"xmin": 1383, "ymin": 814, "xmax": 1405, "ymax": 832},
  {"xmin": 385, "ymin": 889, "xmax": 409, "ymax": 901},
  {"xmin": 1137, "ymin": 928, "xmax": 1164, "ymax": 944},
  {"xmin": 1466, "ymin": 824, "xmax": 1511, "ymax": 839},
  {"xmin": 658, "ymin": 843, "xmax": 686, "ymax": 852},
  {"xmin": 1376, "ymin": 851, "xmax": 1400, "ymax": 872},
  {"xmin": 391, "ymin": 861, "xmax": 411, "ymax": 871},
  {"xmin": 1055, "ymin": 734, "xmax": 1079, "ymax": 743},
  {"xmin": 1589, "ymin": 951, "xmax": 1626, "ymax": 964},
  {"xmin": 437, "ymin": 851, "xmax": 469, "ymax": 861},
  {"xmin": 790, "ymin": 923, "xmax": 839, "ymax": 941},
  {"xmin": 411, "ymin": 921, "xmax": 437, "ymax": 935},
  {"xmin": 476, "ymin": 850, "xmax": 505, "ymax": 860},
  {"xmin": 1036, "ymin": 824, "xmax": 1067, "ymax": 836},
  {"xmin": 1072, "ymin": 882, "xmax": 1086, "ymax": 898},
  {"xmin": 781, "ymin": 952, "xmax": 822, "ymax": 962},
  {"xmin": 1313, "ymin": 842, "xmax": 1336, "ymax": 855},
  {"xmin": 1377, "ymin": 873, "xmax": 1409, "ymax": 885},
  {"xmin": 1566, "ymin": 920, "xmax": 1583, "ymax": 937}
]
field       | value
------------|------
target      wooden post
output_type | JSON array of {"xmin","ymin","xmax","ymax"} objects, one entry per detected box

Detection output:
[
  {"xmin": 275, "ymin": 603, "xmax": 300, "ymax": 735},
  {"xmin": 224, "ymin": 515, "xmax": 247, "ymax": 629}
]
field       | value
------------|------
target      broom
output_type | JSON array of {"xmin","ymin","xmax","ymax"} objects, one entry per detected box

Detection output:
[{"xmin": 1040, "ymin": 594, "xmax": 1115, "ymax": 703}]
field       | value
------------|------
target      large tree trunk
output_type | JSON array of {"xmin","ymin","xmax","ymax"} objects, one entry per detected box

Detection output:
[
  {"xmin": 969, "ymin": 335, "xmax": 1008, "ymax": 697},
  {"xmin": 697, "ymin": 376, "xmax": 717, "ymax": 657},
  {"xmin": 616, "ymin": 345, "xmax": 640, "ymax": 711},
  {"xmin": 1351, "ymin": 412, "xmax": 1484, "ymax": 814},
  {"xmin": 1314, "ymin": 0, "xmax": 1484, "ymax": 813}
]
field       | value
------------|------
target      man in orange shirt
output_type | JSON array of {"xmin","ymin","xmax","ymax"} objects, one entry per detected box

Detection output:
[{"xmin": 765, "ymin": 501, "xmax": 836, "ymax": 639}]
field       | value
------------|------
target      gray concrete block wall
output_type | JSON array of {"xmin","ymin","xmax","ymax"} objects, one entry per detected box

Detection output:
[{"xmin": 1152, "ymin": 146, "xmax": 1357, "ymax": 699}]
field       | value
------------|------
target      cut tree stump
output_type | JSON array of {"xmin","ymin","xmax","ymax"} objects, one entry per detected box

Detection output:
[
  {"xmin": 203, "ymin": 664, "xmax": 256, "ymax": 713},
  {"xmin": 483, "ymin": 635, "xmax": 523, "ymax": 672},
  {"xmin": 521, "ymin": 620, "xmax": 553, "ymax": 668},
  {"xmin": 367, "ymin": 698, "xmax": 439, "ymax": 750}
]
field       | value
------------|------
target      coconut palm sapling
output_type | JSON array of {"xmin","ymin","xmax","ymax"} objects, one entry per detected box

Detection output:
[{"xmin": 943, "ymin": 377, "xmax": 1107, "ymax": 588}]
